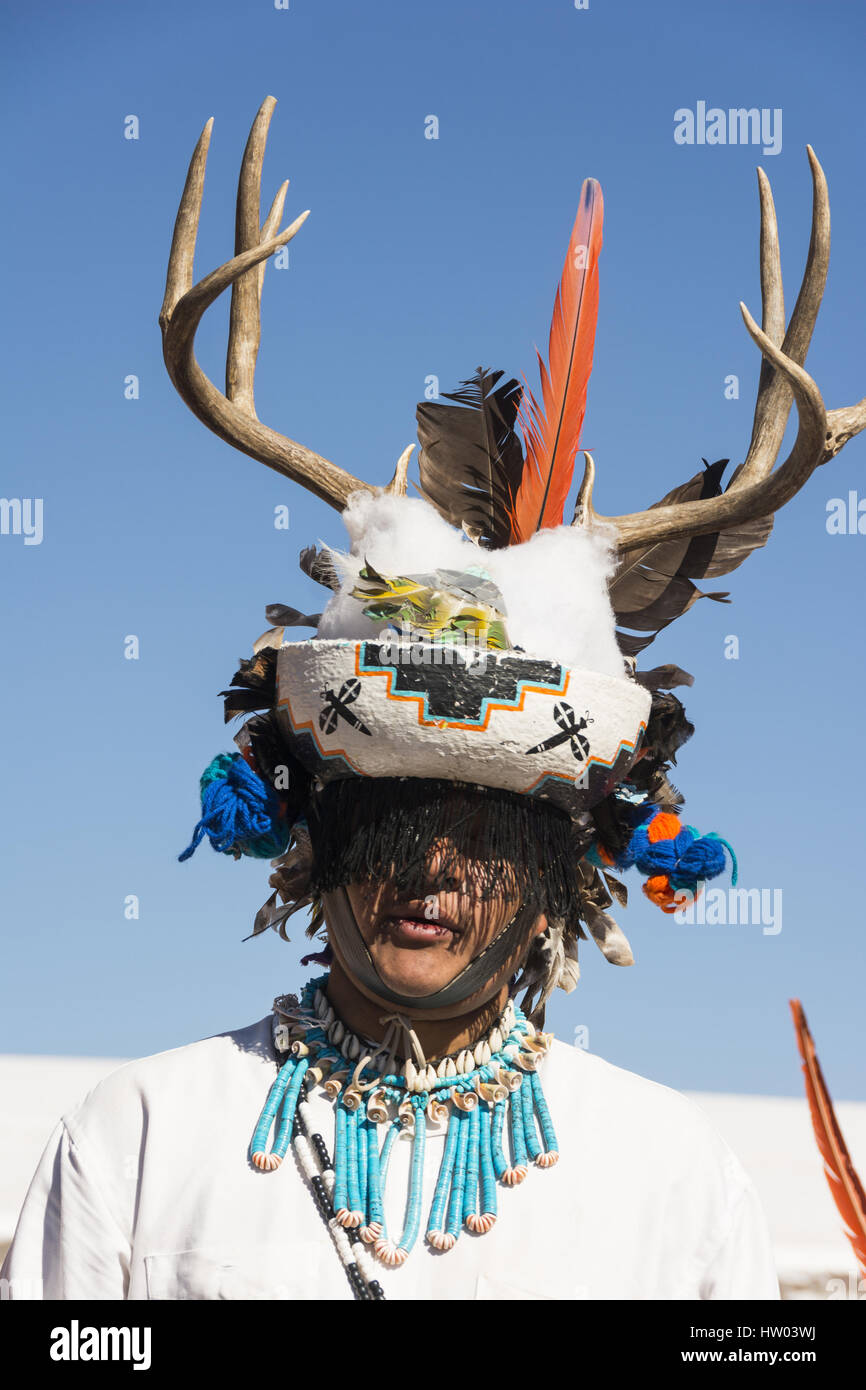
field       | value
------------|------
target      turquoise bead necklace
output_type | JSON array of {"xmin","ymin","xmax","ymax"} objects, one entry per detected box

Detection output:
[{"xmin": 250, "ymin": 973, "xmax": 560, "ymax": 1273}]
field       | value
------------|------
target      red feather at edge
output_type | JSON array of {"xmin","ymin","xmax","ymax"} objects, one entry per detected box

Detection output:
[
  {"xmin": 790, "ymin": 998, "xmax": 866, "ymax": 1275},
  {"xmin": 510, "ymin": 177, "xmax": 603, "ymax": 542}
]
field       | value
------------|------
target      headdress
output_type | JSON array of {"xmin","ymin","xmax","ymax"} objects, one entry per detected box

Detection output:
[
  {"xmin": 163, "ymin": 98, "xmax": 864, "ymax": 1007},
  {"xmin": 160, "ymin": 99, "xmax": 865, "ymax": 1292}
]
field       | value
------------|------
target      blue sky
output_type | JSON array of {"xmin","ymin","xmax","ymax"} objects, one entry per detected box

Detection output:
[{"xmin": 1, "ymin": 0, "xmax": 864, "ymax": 1100}]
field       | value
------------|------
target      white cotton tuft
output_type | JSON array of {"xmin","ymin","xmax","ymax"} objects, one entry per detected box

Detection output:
[
  {"xmin": 316, "ymin": 493, "xmax": 625, "ymax": 678},
  {"xmin": 341, "ymin": 490, "xmax": 480, "ymax": 575},
  {"xmin": 483, "ymin": 523, "xmax": 624, "ymax": 676}
]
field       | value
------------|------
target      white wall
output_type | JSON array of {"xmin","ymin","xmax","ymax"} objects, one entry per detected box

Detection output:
[{"xmin": 2, "ymin": 1054, "xmax": 864, "ymax": 1298}]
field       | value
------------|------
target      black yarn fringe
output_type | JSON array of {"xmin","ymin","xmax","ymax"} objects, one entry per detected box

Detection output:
[{"xmin": 307, "ymin": 777, "xmax": 583, "ymax": 922}]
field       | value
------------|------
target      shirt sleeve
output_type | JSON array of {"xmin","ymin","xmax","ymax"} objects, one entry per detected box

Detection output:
[
  {"xmin": 1, "ymin": 1119, "xmax": 131, "ymax": 1300},
  {"xmin": 699, "ymin": 1170, "xmax": 780, "ymax": 1300}
]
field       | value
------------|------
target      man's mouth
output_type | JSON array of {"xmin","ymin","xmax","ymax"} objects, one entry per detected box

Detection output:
[{"xmin": 381, "ymin": 904, "xmax": 463, "ymax": 947}]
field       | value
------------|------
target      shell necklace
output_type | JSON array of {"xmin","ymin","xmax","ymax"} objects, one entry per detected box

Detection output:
[{"xmin": 250, "ymin": 973, "xmax": 559, "ymax": 1283}]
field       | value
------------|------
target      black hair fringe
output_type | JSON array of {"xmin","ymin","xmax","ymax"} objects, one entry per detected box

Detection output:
[{"xmin": 307, "ymin": 776, "xmax": 584, "ymax": 922}]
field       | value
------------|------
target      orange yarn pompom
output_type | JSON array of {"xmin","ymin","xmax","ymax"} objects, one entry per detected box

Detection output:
[
  {"xmin": 646, "ymin": 812, "xmax": 683, "ymax": 844},
  {"xmin": 643, "ymin": 874, "xmax": 679, "ymax": 912}
]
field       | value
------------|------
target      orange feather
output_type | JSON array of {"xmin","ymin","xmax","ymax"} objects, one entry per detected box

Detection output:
[
  {"xmin": 511, "ymin": 177, "xmax": 603, "ymax": 542},
  {"xmin": 789, "ymin": 998, "xmax": 866, "ymax": 1275}
]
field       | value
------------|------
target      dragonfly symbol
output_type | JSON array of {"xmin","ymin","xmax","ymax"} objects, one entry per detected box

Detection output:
[
  {"xmin": 525, "ymin": 703, "xmax": 593, "ymax": 762},
  {"xmin": 318, "ymin": 678, "xmax": 373, "ymax": 737}
]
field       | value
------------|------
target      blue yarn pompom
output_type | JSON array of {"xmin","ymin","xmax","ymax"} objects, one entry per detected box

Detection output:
[
  {"xmin": 609, "ymin": 802, "xmax": 656, "ymax": 869},
  {"xmin": 178, "ymin": 753, "xmax": 288, "ymax": 862},
  {"xmin": 672, "ymin": 835, "xmax": 727, "ymax": 887},
  {"xmin": 627, "ymin": 821, "xmax": 730, "ymax": 890},
  {"xmin": 631, "ymin": 825, "xmax": 693, "ymax": 877},
  {"xmin": 592, "ymin": 802, "xmax": 736, "ymax": 897}
]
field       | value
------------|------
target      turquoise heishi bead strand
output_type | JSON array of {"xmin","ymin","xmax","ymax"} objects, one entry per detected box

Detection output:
[
  {"xmin": 478, "ymin": 1104, "xmax": 498, "ymax": 1221},
  {"xmin": 346, "ymin": 1104, "xmax": 363, "ymax": 1219},
  {"xmin": 490, "ymin": 1097, "xmax": 509, "ymax": 1180},
  {"xmin": 358, "ymin": 1111, "xmax": 369, "ymax": 1220},
  {"xmin": 370, "ymin": 1121, "xmax": 400, "ymax": 1247},
  {"xmin": 270, "ymin": 1057, "xmax": 309, "ymax": 1162},
  {"xmin": 509, "ymin": 1086, "xmax": 528, "ymax": 1170},
  {"xmin": 426, "ymin": 1108, "xmax": 462, "ymax": 1244},
  {"xmin": 446, "ymin": 1108, "xmax": 471, "ymax": 1242},
  {"xmin": 531, "ymin": 1069, "xmax": 559, "ymax": 1156},
  {"xmin": 364, "ymin": 1115, "xmax": 385, "ymax": 1235},
  {"xmin": 462, "ymin": 1104, "xmax": 481, "ymax": 1228},
  {"xmin": 250, "ymin": 1055, "xmax": 297, "ymax": 1158},
  {"xmin": 520, "ymin": 1071, "xmax": 543, "ymax": 1162},
  {"xmin": 250, "ymin": 1055, "xmax": 309, "ymax": 1167},
  {"xmin": 333, "ymin": 1101, "xmax": 349, "ymax": 1215},
  {"xmin": 379, "ymin": 1119, "xmax": 399, "ymax": 1181},
  {"xmin": 359, "ymin": 1108, "xmax": 371, "ymax": 1226},
  {"xmin": 394, "ymin": 1104, "xmax": 427, "ymax": 1257}
]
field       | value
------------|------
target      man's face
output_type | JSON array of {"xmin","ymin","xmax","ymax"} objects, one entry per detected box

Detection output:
[{"xmin": 344, "ymin": 845, "xmax": 548, "ymax": 1001}]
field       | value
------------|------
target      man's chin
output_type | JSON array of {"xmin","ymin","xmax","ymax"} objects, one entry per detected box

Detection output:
[{"xmin": 369, "ymin": 943, "xmax": 464, "ymax": 999}]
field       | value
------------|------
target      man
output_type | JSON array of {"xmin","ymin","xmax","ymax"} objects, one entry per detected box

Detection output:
[
  {"xmin": 4, "ymin": 98, "xmax": 863, "ymax": 1300},
  {"xmin": 1, "ymin": 791, "xmax": 779, "ymax": 1299}
]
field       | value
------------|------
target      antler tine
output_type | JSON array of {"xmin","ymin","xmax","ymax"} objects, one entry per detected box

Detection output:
[
  {"xmin": 259, "ymin": 181, "xmax": 289, "ymax": 295},
  {"xmin": 731, "ymin": 145, "xmax": 830, "ymax": 491},
  {"xmin": 736, "ymin": 302, "xmax": 828, "ymax": 488},
  {"xmin": 159, "ymin": 118, "xmax": 213, "ymax": 325},
  {"xmin": 384, "ymin": 443, "xmax": 415, "ymax": 496},
  {"xmin": 160, "ymin": 100, "xmax": 372, "ymax": 513},
  {"xmin": 571, "ymin": 451, "xmax": 597, "ymax": 525},
  {"xmin": 226, "ymin": 96, "xmax": 276, "ymax": 415},
  {"xmin": 589, "ymin": 148, "xmax": 865, "ymax": 553},
  {"xmin": 756, "ymin": 165, "xmax": 786, "ymax": 346},
  {"xmin": 729, "ymin": 165, "xmax": 785, "ymax": 486}
]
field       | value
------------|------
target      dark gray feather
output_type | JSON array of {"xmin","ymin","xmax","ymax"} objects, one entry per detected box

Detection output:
[
  {"xmin": 298, "ymin": 545, "xmax": 340, "ymax": 592},
  {"xmin": 416, "ymin": 367, "xmax": 525, "ymax": 549},
  {"xmin": 265, "ymin": 603, "xmax": 322, "ymax": 628},
  {"xmin": 612, "ymin": 459, "xmax": 773, "ymax": 653}
]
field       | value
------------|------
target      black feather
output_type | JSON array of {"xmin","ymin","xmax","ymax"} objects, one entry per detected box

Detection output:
[
  {"xmin": 590, "ymin": 795, "xmax": 634, "ymax": 858},
  {"xmin": 632, "ymin": 767, "xmax": 685, "ymax": 810},
  {"xmin": 220, "ymin": 648, "xmax": 277, "ymax": 722},
  {"xmin": 642, "ymin": 691, "xmax": 695, "ymax": 766},
  {"xmin": 416, "ymin": 367, "xmax": 525, "ymax": 549}
]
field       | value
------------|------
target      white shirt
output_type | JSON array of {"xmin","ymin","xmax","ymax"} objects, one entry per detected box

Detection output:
[{"xmin": 1, "ymin": 1017, "xmax": 780, "ymax": 1300}]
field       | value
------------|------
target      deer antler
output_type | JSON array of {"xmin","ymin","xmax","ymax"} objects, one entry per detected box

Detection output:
[
  {"xmin": 576, "ymin": 148, "xmax": 866, "ymax": 552},
  {"xmin": 159, "ymin": 96, "xmax": 372, "ymax": 512}
]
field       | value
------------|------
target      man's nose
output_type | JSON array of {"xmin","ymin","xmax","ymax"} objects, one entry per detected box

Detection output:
[{"xmin": 423, "ymin": 843, "xmax": 464, "ymax": 895}]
